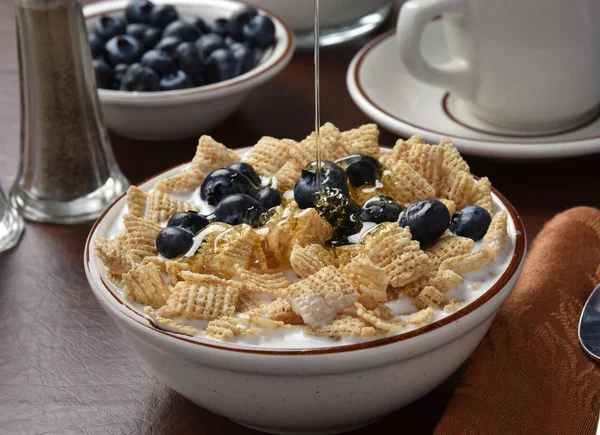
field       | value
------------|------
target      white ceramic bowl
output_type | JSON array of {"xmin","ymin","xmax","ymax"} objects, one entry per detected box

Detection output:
[
  {"xmin": 84, "ymin": 154, "xmax": 527, "ymax": 434},
  {"xmin": 83, "ymin": 0, "xmax": 295, "ymax": 141}
]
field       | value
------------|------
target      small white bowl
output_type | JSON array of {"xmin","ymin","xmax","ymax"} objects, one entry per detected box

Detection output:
[
  {"xmin": 84, "ymin": 150, "xmax": 527, "ymax": 434},
  {"xmin": 83, "ymin": 0, "xmax": 295, "ymax": 141}
]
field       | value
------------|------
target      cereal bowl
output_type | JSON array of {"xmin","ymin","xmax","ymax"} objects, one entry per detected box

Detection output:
[
  {"xmin": 83, "ymin": 0, "xmax": 295, "ymax": 141},
  {"xmin": 84, "ymin": 140, "xmax": 526, "ymax": 434}
]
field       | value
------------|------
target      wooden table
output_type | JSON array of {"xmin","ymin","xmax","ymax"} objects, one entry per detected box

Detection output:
[{"xmin": 1, "ymin": 1, "xmax": 599, "ymax": 433}]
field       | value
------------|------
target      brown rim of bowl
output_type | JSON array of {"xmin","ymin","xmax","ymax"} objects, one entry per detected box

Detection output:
[
  {"xmin": 84, "ymin": 155, "xmax": 526, "ymax": 356},
  {"xmin": 88, "ymin": 0, "xmax": 294, "ymax": 100},
  {"xmin": 355, "ymin": 30, "xmax": 600, "ymax": 145}
]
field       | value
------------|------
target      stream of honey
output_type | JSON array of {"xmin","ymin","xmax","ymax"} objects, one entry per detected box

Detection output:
[{"xmin": 314, "ymin": 0, "xmax": 322, "ymax": 189}]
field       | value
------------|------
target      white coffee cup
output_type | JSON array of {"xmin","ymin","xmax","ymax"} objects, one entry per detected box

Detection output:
[{"xmin": 397, "ymin": 0, "xmax": 600, "ymax": 134}]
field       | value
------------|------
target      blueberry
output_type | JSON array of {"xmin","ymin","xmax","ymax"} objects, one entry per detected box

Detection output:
[
  {"xmin": 224, "ymin": 36, "xmax": 237, "ymax": 47},
  {"xmin": 449, "ymin": 205, "xmax": 492, "ymax": 241},
  {"xmin": 155, "ymin": 36, "xmax": 182, "ymax": 56},
  {"xmin": 227, "ymin": 162, "xmax": 261, "ymax": 186},
  {"xmin": 255, "ymin": 187, "xmax": 281, "ymax": 210},
  {"xmin": 211, "ymin": 18, "xmax": 231, "ymax": 38},
  {"xmin": 200, "ymin": 168, "xmax": 257, "ymax": 206},
  {"xmin": 105, "ymin": 35, "xmax": 143, "ymax": 65},
  {"xmin": 142, "ymin": 27, "xmax": 162, "ymax": 50},
  {"xmin": 243, "ymin": 14, "xmax": 275, "ymax": 48},
  {"xmin": 159, "ymin": 70, "xmax": 193, "ymax": 91},
  {"xmin": 141, "ymin": 49, "xmax": 177, "ymax": 76},
  {"xmin": 183, "ymin": 16, "xmax": 209, "ymax": 34},
  {"xmin": 174, "ymin": 42, "xmax": 204, "ymax": 85},
  {"xmin": 94, "ymin": 15, "xmax": 126, "ymax": 42},
  {"xmin": 149, "ymin": 4, "xmax": 179, "ymax": 29},
  {"xmin": 212, "ymin": 194, "xmax": 266, "ymax": 227},
  {"xmin": 229, "ymin": 42, "xmax": 255, "ymax": 75},
  {"xmin": 205, "ymin": 48, "xmax": 236, "ymax": 84},
  {"xmin": 93, "ymin": 59, "xmax": 114, "ymax": 90},
  {"xmin": 126, "ymin": 23, "xmax": 149, "ymax": 41},
  {"xmin": 126, "ymin": 0, "xmax": 154, "ymax": 24},
  {"xmin": 229, "ymin": 7, "xmax": 258, "ymax": 40},
  {"xmin": 195, "ymin": 34, "xmax": 226, "ymax": 58},
  {"xmin": 360, "ymin": 195, "xmax": 403, "ymax": 224},
  {"xmin": 293, "ymin": 161, "xmax": 349, "ymax": 209},
  {"xmin": 398, "ymin": 199, "xmax": 450, "ymax": 248},
  {"xmin": 119, "ymin": 63, "xmax": 160, "ymax": 91},
  {"xmin": 89, "ymin": 33, "xmax": 104, "ymax": 58},
  {"xmin": 334, "ymin": 154, "xmax": 383, "ymax": 187},
  {"xmin": 167, "ymin": 211, "xmax": 210, "ymax": 234},
  {"xmin": 164, "ymin": 20, "xmax": 202, "ymax": 42},
  {"xmin": 156, "ymin": 226, "xmax": 194, "ymax": 259},
  {"xmin": 113, "ymin": 63, "xmax": 129, "ymax": 85}
]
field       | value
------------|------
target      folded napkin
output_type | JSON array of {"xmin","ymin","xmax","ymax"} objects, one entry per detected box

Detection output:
[{"xmin": 434, "ymin": 207, "xmax": 600, "ymax": 435}]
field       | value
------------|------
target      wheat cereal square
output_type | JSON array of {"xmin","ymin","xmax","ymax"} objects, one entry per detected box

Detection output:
[
  {"xmin": 340, "ymin": 257, "xmax": 389, "ymax": 309},
  {"xmin": 355, "ymin": 302, "xmax": 403, "ymax": 332},
  {"xmin": 273, "ymin": 159, "xmax": 303, "ymax": 192},
  {"xmin": 203, "ymin": 225, "xmax": 263, "ymax": 278},
  {"xmin": 471, "ymin": 177, "xmax": 493, "ymax": 214},
  {"xmin": 205, "ymin": 316, "xmax": 255, "ymax": 340},
  {"xmin": 238, "ymin": 268, "xmax": 291, "ymax": 295},
  {"xmin": 439, "ymin": 211, "xmax": 507, "ymax": 274},
  {"xmin": 190, "ymin": 135, "xmax": 240, "ymax": 174},
  {"xmin": 440, "ymin": 169, "xmax": 475, "ymax": 210},
  {"xmin": 443, "ymin": 298, "xmax": 463, "ymax": 312},
  {"xmin": 426, "ymin": 235, "xmax": 475, "ymax": 269},
  {"xmin": 144, "ymin": 306, "xmax": 199, "ymax": 336},
  {"xmin": 158, "ymin": 271, "xmax": 241, "ymax": 320},
  {"xmin": 95, "ymin": 237, "xmax": 136, "ymax": 276},
  {"xmin": 266, "ymin": 207, "xmax": 333, "ymax": 266},
  {"xmin": 365, "ymin": 224, "xmax": 431, "ymax": 287},
  {"xmin": 141, "ymin": 256, "xmax": 168, "ymax": 273},
  {"xmin": 406, "ymin": 307, "xmax": 434, "ymax": 325},
  {"xmin": 166, "ymin": 260, "xmax": 191, "ymax": 285},
  {"xmin": 122, "ymin": 262, "xmax": 171, "ymax": 308},
  {"xmin": 429, "ymin": 269, "xmax": 463, "ymax": 292},
  {"xmin": 286, "ymin": 265, "xmax": 359, "ymax": 326},
  {"xmin": 267, "ymin": 297, "xmax": 304, "ymax": 324},
  {"xmin": 384, "ymin": 160, "xmax": 436, "ymax": 204},
  {"xmin": 305, "ymin": 315, "xmax": 377, "ymax": 339},
  {"xmin": 119, "ymin": 214, "xmax": 161, "ymax": 259},
  {"xmin": 236, "ymin": 292, "xmax": 266, "ymax": 315},
  {"xmin": 154, "ymin": 167, "xmax": 205, "ymax": 194},
  {"xmin": 290, "ymin": 244, "xmax": 336, "ymax": 278},
  {"xmin": 126, "ymin": 185, "xmax": 148, "ymax": 218},
  {"xmin": 439, "ymin": 137, "xmax": 470, "ymax": 176},
  {"xmin": 414, "ymin": 286, "xmax": 445, "ymax": 309},
  {"xmin": 342, "ymin": 124, "xmax": 381, "ymax": 158},
  {"xmin": 244, "ymin": 136, "xmax": 294, "ymax": 177},
  {"xmin": 146, "ymin": 190, "xmax": 199, "ymax": 223}
]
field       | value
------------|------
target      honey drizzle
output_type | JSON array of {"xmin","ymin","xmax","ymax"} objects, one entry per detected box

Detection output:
[{"xmin": 314, "ymin": 0, "xmax": 322, "ymax": 189}]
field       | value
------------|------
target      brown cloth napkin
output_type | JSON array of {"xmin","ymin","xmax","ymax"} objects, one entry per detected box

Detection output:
[{"xmin": 434, "ymin": 207, "xmax": 600, "ymax": 435}]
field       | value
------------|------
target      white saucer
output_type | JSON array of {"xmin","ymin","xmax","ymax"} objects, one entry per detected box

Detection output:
[{"xmin": 347, "ymin": 21, "xmax": 600, "ymax": 159}]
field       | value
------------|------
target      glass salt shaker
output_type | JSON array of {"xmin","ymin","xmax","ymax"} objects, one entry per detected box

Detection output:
[
  {"xmin": 11, "ymin": 0, "xmax": 129, "ymax": 224},
  {"xmin": 0, "ymin": 181, "xmax": 24, "ymax": 252}
]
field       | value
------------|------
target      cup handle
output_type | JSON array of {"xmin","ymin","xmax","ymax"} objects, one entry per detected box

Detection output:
[{"xmin": 397, "ymin": 0, "xmax": 473, "ymax": 100}]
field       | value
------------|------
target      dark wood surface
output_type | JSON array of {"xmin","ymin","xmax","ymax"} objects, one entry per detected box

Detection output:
[{"xmin": 1, "ymin": 1, "xmax": 600, "ymax": 434}]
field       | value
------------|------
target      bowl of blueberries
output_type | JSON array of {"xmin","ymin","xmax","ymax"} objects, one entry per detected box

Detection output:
[{"xmin": 84, "ymin": 0, "xmax": 295, "ymax": 141}]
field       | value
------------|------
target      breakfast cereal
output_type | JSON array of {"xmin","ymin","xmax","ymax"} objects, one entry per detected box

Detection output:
[{"xmin": 96, "ymin": 123, "xmax": 515, "ymax": 348}]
